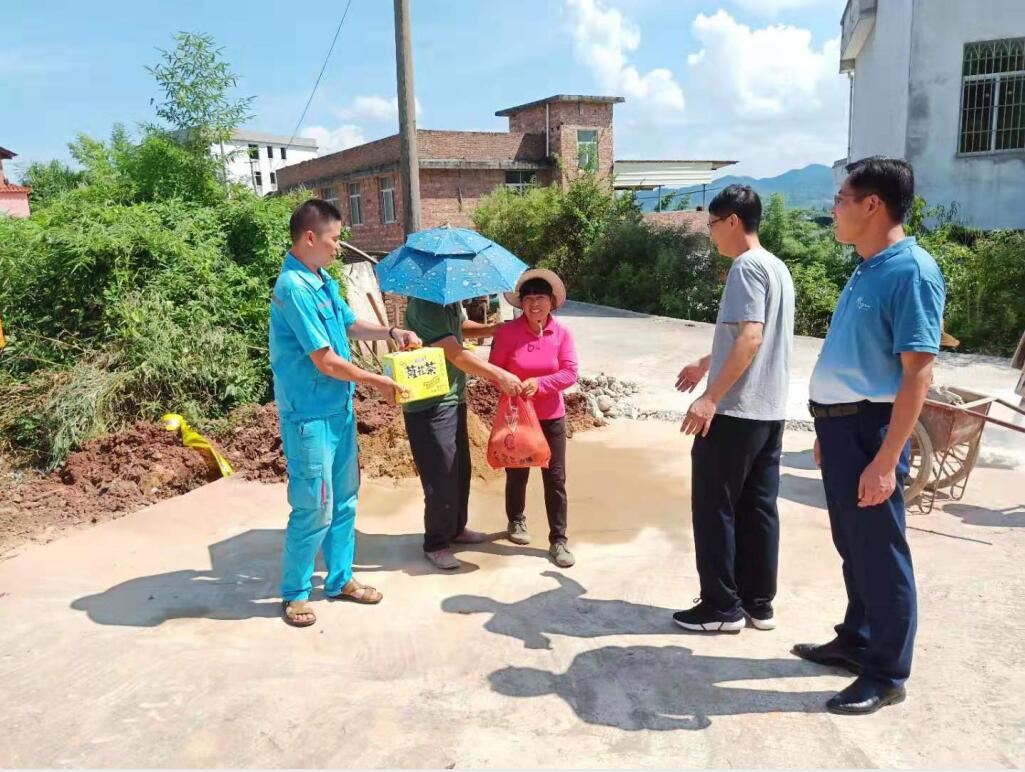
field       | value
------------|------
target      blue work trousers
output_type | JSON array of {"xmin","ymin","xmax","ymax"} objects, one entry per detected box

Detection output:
[
  {"xmin": 279, "ymin": 409, "xmax": 360, "ymax": 601},
  {"xmin": 815, "ymin": 402, "xmax": 917, "ymax": 688}
]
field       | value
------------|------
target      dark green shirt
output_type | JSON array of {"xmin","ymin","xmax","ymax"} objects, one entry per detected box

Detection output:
[{"xmin": 402, "ymin": 298, "xmax": 467, "ymax": 413}]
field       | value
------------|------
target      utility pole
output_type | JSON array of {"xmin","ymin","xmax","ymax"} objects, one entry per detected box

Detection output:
[{"xmin": 394, "ymin": 0, "xmax": 421, "ymax": 234}]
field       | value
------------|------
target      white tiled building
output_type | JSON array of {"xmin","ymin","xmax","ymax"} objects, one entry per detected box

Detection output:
[
  {"xmin": 213, "ymin": 130, "xmax": 318, "ymax": 196},
  {"xmin": 835, "ymin": 0, "xmax": 1025, "ymax": 229}
]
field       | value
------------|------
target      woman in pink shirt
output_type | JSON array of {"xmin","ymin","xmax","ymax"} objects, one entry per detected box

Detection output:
[{"xmin": 490, "ymin": 269, "xmax": 579, "ymax": 568}]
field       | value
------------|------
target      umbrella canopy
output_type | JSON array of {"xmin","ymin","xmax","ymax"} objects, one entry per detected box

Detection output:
[{"xmin": 375, "ymin": 226, "xmax": 528, "ymax": 306}]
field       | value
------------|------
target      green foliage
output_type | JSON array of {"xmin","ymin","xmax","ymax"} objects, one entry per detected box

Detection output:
[
  {"xmin": 475, "ymin": 184, "xmax": 1023, "ymax": 355},
  {"xmin": 576, "ymin": 222, "xmax": 724, "ymax": 322},
  {"xmin": 147, "ymin": 31, "xmax": 254, "ymax": 153},
  {"xmin": 0, "ymin": 32, "xmax": 332, "ymax": 468},
  {"xmin": 474, "ymin": 174, "xmax": 718, "ymax": 322},
  {"xmin": 473, "ymin": 174, "xmax": 640, "ymax": 291},
  {"xmin": 20, "ymin": 160, "xmax": 86, "ymax": 207}
]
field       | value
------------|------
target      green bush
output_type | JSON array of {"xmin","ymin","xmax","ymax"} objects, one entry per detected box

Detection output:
[
  {"xmin": 0, "ymin": 144, "xmax": 322, "ymax": 468},
  {"xmin": 576, "ymin": 221, "xmax": 723, "ymax": 322}
]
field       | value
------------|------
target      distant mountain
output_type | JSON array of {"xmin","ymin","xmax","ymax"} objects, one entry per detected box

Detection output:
[{"xmin": 636, "ymin": 163, "xmax": 834, "ymax": 212}]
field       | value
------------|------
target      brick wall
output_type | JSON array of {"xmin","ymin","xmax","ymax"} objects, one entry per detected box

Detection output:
[
  {"xmin": 338, "ymin": 173, "xmax": 406, "ymax": 253},
  {"xmin": 277, "ymin": 134, "xmax": 401, "ymax": 191},
  {"xmin": 507, "ymin": 106, "xmax": 547, "ymax": 135},
  {"xmin": 419, "ymin": 130, "xmax": 546, "ymax": 162},
  {"xmin": 420, "ymin": 168, "xmax": 506, "ymax": 229},
  {"xmin": 546, "ymin": 101, "xmax": 615, "ymax": 186}
]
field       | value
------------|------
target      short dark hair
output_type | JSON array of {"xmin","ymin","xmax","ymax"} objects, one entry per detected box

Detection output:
[
  {"xmin": 708, "ymin": 185, "xmax": 762, "ymax": 233},
  {"xmin": 289, "ymin": 198, "xmax": 343, "ymax": 242},
  {"xmin": 844, "ymin": 156, "xmax": 915, "ymax": 223},
  {"xmin": 519, "ymin": 278, "xmax": 554, "ymax": 300}
]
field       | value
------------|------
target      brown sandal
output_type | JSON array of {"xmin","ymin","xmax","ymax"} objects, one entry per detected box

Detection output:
[
  {"xmin": 282, "ymin": 600, "xmax": 316, "ymax": 627},
  {"xmin": 328, "ymin": 578, "xmax": 383, "ymax": 605}
]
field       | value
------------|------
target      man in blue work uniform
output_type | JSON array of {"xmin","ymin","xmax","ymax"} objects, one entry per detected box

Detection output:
[
  {"xmin": 793, "ymin": 158, "xmax": 945, "ymax": 714},
  {"xmin": 270, "ymin": 199, "xmax": 420, "ymax": 628}
]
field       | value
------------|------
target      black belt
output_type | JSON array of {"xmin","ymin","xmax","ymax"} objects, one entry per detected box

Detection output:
[{"xmin": 808, "ymin": 400, "xmax": 865, "ymax": 419}]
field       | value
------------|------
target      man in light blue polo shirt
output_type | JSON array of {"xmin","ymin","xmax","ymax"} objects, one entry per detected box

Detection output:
[
  {"xmin": 270, "ymin": 199, "xmax": 420, "ymax": 627},
  {"xmin": 793, "ymin": 158, "xmax": 945, "ymax": 715}
]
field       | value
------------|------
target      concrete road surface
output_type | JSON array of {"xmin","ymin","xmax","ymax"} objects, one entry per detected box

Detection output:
[{"xmin": 2, "ymin": 421, "xmax": 1023, "ymax": 768}]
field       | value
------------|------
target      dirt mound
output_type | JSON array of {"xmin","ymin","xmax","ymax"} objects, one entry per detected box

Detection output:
[
  {"xmin": 466, "ymin": 379, "xmax": 604, "ymax": 437},
  {"xmin": 0, "ymin": 421, "xmax": 218, "ymax": 549},
  {"xmin": 213, "ymin": 403, "xmax": 286, "ymax": 482},
  {"xmin": 357, "ymin": 409, "xmax": 499, "ymax": 482},
  {"xmin": 1, "ymin": 380, "xmax": 602, "ymax": 552}
]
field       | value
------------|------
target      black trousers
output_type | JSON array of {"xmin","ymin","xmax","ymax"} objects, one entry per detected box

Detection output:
[
  {"xmin": 505, "ymin": 417, "xmax": 568, "ymax": 544},
  {"xmin": 816, "ymin": 403, "xmax": 915, "ymax": 688},
  {"xmin": 691, "ymin": 414, "xmax": 783, "ymax": 615},
  {"xmin": 404, "ymin": 402, "xmax": 471, "ymax": 553}
]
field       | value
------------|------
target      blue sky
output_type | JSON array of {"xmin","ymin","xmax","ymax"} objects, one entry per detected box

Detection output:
[{"xmin": 3, "ymin": 0, "xmax": 848, "ymax": 181}]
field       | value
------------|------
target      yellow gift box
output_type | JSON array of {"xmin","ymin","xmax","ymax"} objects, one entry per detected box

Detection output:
[{"xmin": 382, "ymin": 347, "xmax": 450, "ymax": 404}]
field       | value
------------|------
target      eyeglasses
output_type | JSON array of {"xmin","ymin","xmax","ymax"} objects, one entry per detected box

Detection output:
[
  {"xmin": 707, "ymin": 216, "xmax": 727, "ymax": 227},
  {"xmin": 833, "ymin": 191, "xmax": 868, "ymax": 207}
]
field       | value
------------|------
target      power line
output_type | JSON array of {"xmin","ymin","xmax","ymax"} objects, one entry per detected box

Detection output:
[{"xmin": 286, "ymin": 0, "xmax": 354, "ymax": 149}]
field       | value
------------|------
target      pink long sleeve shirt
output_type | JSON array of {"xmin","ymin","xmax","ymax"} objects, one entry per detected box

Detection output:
[{"xmin": 488, "ymin": 314, "xmax": 579, "ymax": 421}]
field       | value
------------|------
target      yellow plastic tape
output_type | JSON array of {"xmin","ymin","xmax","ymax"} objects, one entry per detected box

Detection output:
[{"xmin": 161, "ymin": 413, "xmax": 234, "ymax": 478}]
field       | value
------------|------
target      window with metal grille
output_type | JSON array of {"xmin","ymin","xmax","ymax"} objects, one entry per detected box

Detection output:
[
  {"xmin": 348, "ymin": 182, "xmax": 363, "ymax": 226},
  {"xmin": 959, "ymin": 37, "xmax": 1025, "ymax": 154},
  {"xmin": 378, "ymin": 177, "xmax": 396, "ymax": 224},
  {"xmin": 577, "ymin": 129, "xmax": 599, "ymax": 171},
  {"xmin": 323, "ymin": 186, "xmax": 338, "ymax": 208},
  {"xmin": 504, "ymin": 170, "xmax": 537, "ymax": 193}
]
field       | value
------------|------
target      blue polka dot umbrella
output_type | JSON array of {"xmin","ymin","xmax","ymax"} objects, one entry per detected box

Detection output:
[{"xmin": 375, "ymin": 226, "xmax": 528, "ymax": 305}]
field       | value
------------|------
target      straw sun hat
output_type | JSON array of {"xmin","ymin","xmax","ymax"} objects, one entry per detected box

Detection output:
[{"xmin": 504, "ymin": 268, "xmax": 567, "ymax": 310}]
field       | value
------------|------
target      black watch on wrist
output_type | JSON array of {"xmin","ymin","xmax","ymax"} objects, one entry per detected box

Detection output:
[{"xmin": 388, "ymin": 326, "xmax": 399, "ymax": 342}]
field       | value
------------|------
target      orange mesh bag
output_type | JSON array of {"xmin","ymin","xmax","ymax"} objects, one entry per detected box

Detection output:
[{"xmin": 487, "ymin": 395, "xmax": 551, "ymax": 469}]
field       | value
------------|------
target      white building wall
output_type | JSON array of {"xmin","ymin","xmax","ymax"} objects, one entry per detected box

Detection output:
[
  {"xmin": 905, "ymin": 0, "xmax": 1025, "ymax": 229},
  {"xmin": 212, "ymin": 135, "xmax": 318, "ymax": 196},
  {"xmin": 848, "ymin": 0, "xmax": 915, "ymax": 162}
]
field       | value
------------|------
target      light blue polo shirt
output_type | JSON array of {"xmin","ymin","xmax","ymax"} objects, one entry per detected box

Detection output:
[
  {"xmin": 269, "ymin": 252, "xmax": 357, "ymax": 421},
  {"xmin": 809, "ymin": 237, "xmax": 945, "ymax": 405}
]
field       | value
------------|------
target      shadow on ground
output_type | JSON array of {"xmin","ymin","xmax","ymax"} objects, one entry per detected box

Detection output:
[
  {"xmin": 443, "ymin": 570, "xmax": 678, "ymax": 649},
  {"xmin": 781, "ymin": 450, "xmax": 818, "ymax": 471},
  {"xmin": 944, "ymin": 503, "xmax": 1025, "ymax": 528},
  {"xmin": 70, "ymin": 528, "xmax": 285, "ymax": 626},
  {"xmin": 69, "ymin": 528, "xmax": 558, "ymax": 626},
  {"xmin": 489, "ymin": 644, "xmax": 836, "ymax": 730},
  {"xmin": 778, "ymin": 473, "xmax": 826, "ymax": 508}
]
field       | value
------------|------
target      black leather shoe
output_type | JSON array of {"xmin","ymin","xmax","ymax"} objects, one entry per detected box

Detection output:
[
  {"xmin": 826, "ymin": 679, "xmax": 906, "ymax": 715},
  {"xmin": 791, "ymin": 639, "xmax": 862, "ymax": 675}
]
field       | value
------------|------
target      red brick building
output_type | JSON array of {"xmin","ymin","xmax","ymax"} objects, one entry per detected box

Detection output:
[
  {"xmin": 276, "ymin": 95, "xmax": 624, "ymax": 253},
  {"xmin": 0, "ymin": 147, "xmax": 31, "ymax": 218}
]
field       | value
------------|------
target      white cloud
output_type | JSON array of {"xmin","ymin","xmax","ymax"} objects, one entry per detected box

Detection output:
[
  {"xmin": 334, "ymin": 95, "xmax": 423, "ymax": 123},
  {"xmin": 668, "ymin": 10, "xmax": 848, "ymax": 177},
  {"xmin": 302, "ymin": 124, "xmax": 366, "ymax": 154},
  {"xmin": 565, "ymin": 0, "xmax": 685, "ymax": 111},
  {"xmin": 304, "ymin": 94, "xmax": 423, "ymax": 155}
]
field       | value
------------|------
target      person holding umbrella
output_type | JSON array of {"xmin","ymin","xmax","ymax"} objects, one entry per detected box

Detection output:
[
  {"xmin": 489, "ymin": 269, "xmax": 578, "ymax": 568},
  {"xmin": 375, "ymin": 227, "xmax": 528, "ymax": 571}
]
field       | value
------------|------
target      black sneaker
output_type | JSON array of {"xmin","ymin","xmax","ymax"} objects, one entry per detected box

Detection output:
[
  {"xmin": 742, "ymin": 603, "xmax": 776, "ymax": 631},
  {"xmin": 672, "ymin": 600, "xmax": 744, "ymax": 632}
]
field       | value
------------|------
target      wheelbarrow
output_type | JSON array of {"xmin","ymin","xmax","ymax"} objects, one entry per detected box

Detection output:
[{"xmin": 906, "ymin": 387, "xmax": 1025, "ymax": 514}]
